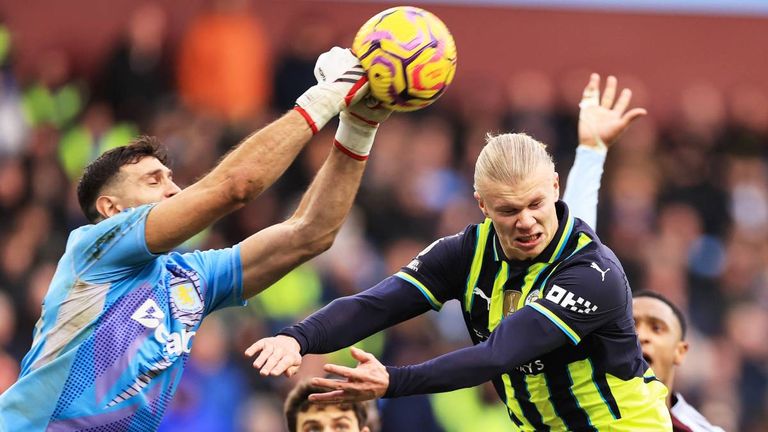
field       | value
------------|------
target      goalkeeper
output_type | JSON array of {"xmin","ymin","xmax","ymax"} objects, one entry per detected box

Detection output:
[{"xmin": 0, "ymin": 47, "xmax": 392, "ymax": 431}]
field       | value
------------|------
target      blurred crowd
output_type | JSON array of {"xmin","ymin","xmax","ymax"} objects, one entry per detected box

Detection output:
[{"xmin": 1, "ymin": 2, "xmax": 767, "ymax": 431}]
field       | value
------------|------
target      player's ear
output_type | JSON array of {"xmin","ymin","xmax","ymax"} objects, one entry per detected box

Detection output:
[
  {"xmin": 553, "ymin": 172, "xmax": 560, "ymax": 197},
  {"xmin": 673, "ymin": 340, "xmax": 689, "ymax": 366},
  {"xmin": 474, "ymin": 190, "xmax": 489, "ymax": 218},
  {"xmin": 95, "ymin": 195, "xmax": 123, "ymax": 220}
]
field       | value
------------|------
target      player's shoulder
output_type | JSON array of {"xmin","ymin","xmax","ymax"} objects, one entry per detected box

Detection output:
[
  {"xmin": 550, "ymin": 241, "xmax": 628, "ymax": 299},
  {"xmin": 401, "ymin": 225, "xmax": 474, "ymax": 276},
  {"xmin": 66, "ymin": 204, "xmax": 158, "ymax": 277},
  {"xmin": 70, "ymin": 204, "xmax": 154, "ymax": 246},
  {"xmin": 420, "ymin": 224, "xmax": 475, "ymax": 255}
]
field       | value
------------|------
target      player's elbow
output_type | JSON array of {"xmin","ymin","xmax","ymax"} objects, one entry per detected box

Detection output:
[
  {"xmin": 302, "ymin": 229, "xmax": 338, "ymax": 258},
  {"xmin": 222, "ymin": 168, "xmax": 265, "ymax": 205},
  {"xmin": 480, "ymin": 338, "xmax": 518, "ymax": 372},
  {"xmin": 292, "ymin": 218, "xmax": 339, "ymax": 258}
]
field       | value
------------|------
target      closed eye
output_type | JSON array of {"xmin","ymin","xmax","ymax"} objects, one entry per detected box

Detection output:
[{"xmin": 498, "ymin": 208, "xmax": 520, "ymax": 216}]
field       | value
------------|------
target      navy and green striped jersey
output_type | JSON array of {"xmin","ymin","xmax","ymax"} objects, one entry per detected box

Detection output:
[{"xmin": 390, "ymin": 201, "xmax": 670, "ymax": 431}]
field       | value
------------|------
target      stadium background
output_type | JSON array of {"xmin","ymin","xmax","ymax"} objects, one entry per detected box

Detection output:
[{"xmin": 0, "ymin": 0, "xmax": 766, "ymax": 430}]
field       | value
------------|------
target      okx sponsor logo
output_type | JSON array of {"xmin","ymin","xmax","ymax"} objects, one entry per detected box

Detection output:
[{"xmin": 545, "ymin": 285, "xmax": 598, "ymax": 314}]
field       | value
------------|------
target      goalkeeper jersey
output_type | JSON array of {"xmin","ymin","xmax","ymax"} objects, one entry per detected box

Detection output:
[{"xmin": 0, "ymin": 204, "xmax": 244, "ymax": 431}]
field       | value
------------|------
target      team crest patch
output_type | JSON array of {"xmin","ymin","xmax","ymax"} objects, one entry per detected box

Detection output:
[
  {"xmin": 171, "ymin": 283, "xmax": 203, "ymax": 314},
  {"xmin": 525, "ymin": 289, "xmax": 540, "ymax": 305},
  {"xmin": 503, "ymin": 290, "xmax": 522, "ymax": 317},
  {"xmin": 168, "ymin": 265, "xmax": 205, "ymax": 326}
]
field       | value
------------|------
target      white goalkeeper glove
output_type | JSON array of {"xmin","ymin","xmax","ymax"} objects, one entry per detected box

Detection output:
[
  {"xmin": 294, "ymin": 47, "xmax": 369, "ymax": 134},
  {"xmin": 334, "ymin": 94, "xmax": 392, "ymax": 160}
]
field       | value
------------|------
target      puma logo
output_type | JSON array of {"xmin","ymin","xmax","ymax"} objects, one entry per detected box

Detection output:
[
  {"xmin": 473, "ymin": 287, "xmax": 491, "ymax": 310},
  {"xmin": 590, "ymin": 262, "xmax": 611, "ymax": 281}
]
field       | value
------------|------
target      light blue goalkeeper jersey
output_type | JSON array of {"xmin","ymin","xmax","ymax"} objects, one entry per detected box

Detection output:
[{"xmin": 0, "ymin": 204, "xmax": 244, "ymax": 431}]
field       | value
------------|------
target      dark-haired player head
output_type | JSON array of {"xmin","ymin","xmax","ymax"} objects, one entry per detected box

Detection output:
[
  {"xmin": 76, "ymin": 136, "xmax": 179, "ymax": 223},
  {"xmin": 285, "ymin": 380, "xmax": 370, "ymax": 432},
  {"xmin": 632, "ymin": 290, "xmax": 689, "ymax": 399},
  {"xmin": 633, "ymin": 290, "xmax": 725, "ymax": 432}
]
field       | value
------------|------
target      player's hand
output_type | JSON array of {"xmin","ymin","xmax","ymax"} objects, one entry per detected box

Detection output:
[
  {"xmin": 295, "ymin": 47, "xmax": 369, "ymax": 134},
  {"xmin": 334, "ymin": 95, "xmax": 393, "ymax": 160},
  {"xmin": 244, "ymin": 335, "xmax": 302, "ymax": 377},
  {"xmin": 308, "ymin": 347, "xmax": 389, "ymax": 403},
  {"xmin": 578, "ymin": 73, "xmax": 647, "ymax": 152}
]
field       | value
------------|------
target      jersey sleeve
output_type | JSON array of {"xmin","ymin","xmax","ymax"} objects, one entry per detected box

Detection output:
[
  {"xmin": 394, "ymin": 228, "xmax": 471, "ymax": 310},
  {"xmin": 280, "ymin": 275, "xmax": 433, "ymax": 355},
  {"xmin": 179, "ymin": 245, "xmax": 245, "ymax": 315},
  {"xmin": 562, "ymin": 145, "xmax": 607, "ymax": 230},
  {"xmin": 563, "ymin": 146, "xmax": 606, "ymax": 230},
  {"xmin": 71, "ymin": 204, "xmax": 157, "ymax": 282},
  {"xmin": 385, "ymin": 306, "xmax": 569, "ymax": 397},
  {"xmin": 529, "ymin": 254, "xmax": 629, "ymax": 345}
]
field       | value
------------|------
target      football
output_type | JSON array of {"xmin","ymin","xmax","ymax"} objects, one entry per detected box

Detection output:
[{"xmin": 352, "ymin": 6, "xmax": 457, "ymax": 112}]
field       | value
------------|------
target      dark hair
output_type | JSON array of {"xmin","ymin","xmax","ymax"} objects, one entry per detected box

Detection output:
[
  {"xmin": 284, "ymin": 380, "xmax": 369, "ymax": 432},
  {"xmin": 633, "ymin": 290, "xmax": 687, "ymax": 340},
  {"xmin": 76, "ymin": 136, "xmax": 168, "ymax": 223}
]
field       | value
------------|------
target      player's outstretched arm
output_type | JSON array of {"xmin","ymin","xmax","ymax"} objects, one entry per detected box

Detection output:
[
  {"xmin": 563, "ymin": 73, "xmax": 647, "ymax": 228},
  {"xmin": 309, "ymin": 306, "xmax": 570, "ymax": 402},
  {"xmin": 145, "ymin": 47, "xmax": 368, "ymax": 253},
  {"xmin": 237, "ymin": 82, "xmax": 392, "ymax": 300},
  {"xmin": 237, "ymin": 145, "xmax": 367, "ymax": 296},
  {"xmin": 245, "ymin": 275, "xmax": 434, "ymax": 377},
  {"xmin": 309, "ymin": 257, "xmax": 627, "ymax": 401},
  {"xmin": 246, "ymin": 229, "xmax": 466, "ymax": 377}
]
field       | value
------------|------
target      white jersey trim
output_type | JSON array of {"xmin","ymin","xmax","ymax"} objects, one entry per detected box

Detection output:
[{"xmin": 670, "ymin": 392, "xmax": 725, "ymax": 432}]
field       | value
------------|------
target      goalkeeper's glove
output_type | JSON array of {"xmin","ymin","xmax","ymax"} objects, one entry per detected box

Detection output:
[
  {"xmin": 334, "ymin": 94, "xmax": 392, "ymax": 160},
  {"xmin": 294, "ymin": 47, "xmax": 369, "ymax": 134}
]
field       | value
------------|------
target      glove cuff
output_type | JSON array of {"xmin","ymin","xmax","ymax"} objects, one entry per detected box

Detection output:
[
  {"xmin": 334, "ymin": 111, "xmax": 378, "ymax": 160},
  {"xmin": 294, "ymin": 85, "xmax": 340, "ymax": 134}
]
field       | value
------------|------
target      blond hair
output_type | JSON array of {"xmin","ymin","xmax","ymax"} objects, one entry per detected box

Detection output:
[{"xmin": 473, "ymin": 132, "xmax": 554, "ymax": 193}]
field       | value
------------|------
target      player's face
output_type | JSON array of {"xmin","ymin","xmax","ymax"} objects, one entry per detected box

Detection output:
[
  {"xmin": 295, "ymin": 405, "xmax": 368, "ymax": 432},
  {"xmin": 475, "ymin": 164, "xmax": 560, "ymax": 260},
  {"xmin": 105, "ymin": 156, "xmax": 181, "ymax": 215},
  {"xmin": 632, "ymin": 297, "xmax": 688, "ymax": 387}
]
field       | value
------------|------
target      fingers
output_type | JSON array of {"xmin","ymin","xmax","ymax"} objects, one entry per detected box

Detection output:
[
  {"xmin": 244, "ymin": 340, "xmax": 263, "ymax": 358},
  {"xmin": 622, "ymin": 107, "xmax": 648, "ymax": 124},
  {"xmin": 580, "ymin": 73, "xmax": 600, "ymax": 108},
  {"xmin": 323, "ymin": 363, "xmax": 370, "ymax": 381},
  {"xmin": 266, "ymin": 356, "xmax": 299, "ymax": 377},
  {"xmin": 310, "ymin": 378, "xmax": 363, "ymax": 404},
  {"xmin": 613, "ymin": 88, "xmax": 633, "ymax": 114},
  {"xmin": 600, "ymin": 75, "xmax": 617, "ymax": 108},
  {"xmin": 350, "ymin": 346, "xmax": 374, "ymax": 363},
  {"xmin": 308, "ymin": 389, "xmax": 346, "ymax": 403},
  {"xmin": 251, "ymin": 343, "xmax": 274, "ymax": 369},
  {"xmin": 312, "ymin": 376, "xmax": 346, "ymax": 391},
  {"xmin": 260, "ymin": 349, "xmax": 288, "ymax": 376},
  {"xmin": 582, "ymin": 74, "xmax": 645, "ymax": 117}
]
